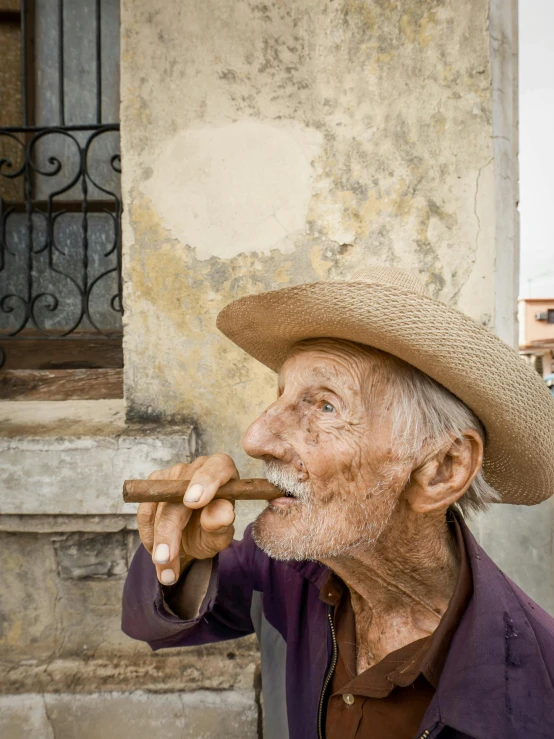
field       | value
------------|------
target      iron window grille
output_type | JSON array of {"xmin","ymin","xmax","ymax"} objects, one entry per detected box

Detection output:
[{"xmin": 0, "ymin": 0, "xmax": 122, "ymax": 371}]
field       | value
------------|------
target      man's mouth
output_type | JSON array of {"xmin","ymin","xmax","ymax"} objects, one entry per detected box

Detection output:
[
  {"xmin": 269, "ymin": 488, "xmax": 299, "ymax": 510},
  {"xmin": 263, "ymin": 461, "xmax": 309, "ymax": 510}
]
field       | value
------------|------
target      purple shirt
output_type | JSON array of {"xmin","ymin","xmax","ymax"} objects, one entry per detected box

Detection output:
[{"xmin": 122, "ymin": 516, "xmax": 554, "ymax": 739}]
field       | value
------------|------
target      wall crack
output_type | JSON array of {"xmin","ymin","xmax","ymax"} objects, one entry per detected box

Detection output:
[
  {"xmin": 474, "ymin": 158, "xmax": 494, "ymax": 250},
  {"xmin": 42, "ymin": 693, "xmax": 56, "ymax": 739}
]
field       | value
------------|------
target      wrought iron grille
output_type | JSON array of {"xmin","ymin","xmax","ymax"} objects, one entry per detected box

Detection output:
[{"xmin": 0, "ymin": 0, "xmax": 122, "ymax": 369}]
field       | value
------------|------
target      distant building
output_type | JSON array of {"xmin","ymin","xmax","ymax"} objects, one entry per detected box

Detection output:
[{"xmin": 519, "ymin": 298, "xmax": 554, "ymax": 377}]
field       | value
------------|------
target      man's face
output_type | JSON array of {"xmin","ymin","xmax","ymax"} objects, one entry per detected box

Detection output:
[{"xmin": 242, "ymin": 339, "xmax": 410, "ymax": 560}]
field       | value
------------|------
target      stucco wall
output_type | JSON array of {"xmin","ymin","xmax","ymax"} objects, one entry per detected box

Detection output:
[{"xmin": 121, "ymin": 0, "xmax": 503, "ymax": 488}]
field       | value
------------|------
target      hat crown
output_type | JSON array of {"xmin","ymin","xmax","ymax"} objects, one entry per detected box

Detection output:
[{"xmin": 350, "ymin": 265, "xmax": 428, "ymax": 296}]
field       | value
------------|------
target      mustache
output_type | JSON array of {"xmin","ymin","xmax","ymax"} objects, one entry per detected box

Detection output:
[{"xmin": 263, "ymin": 461, "xmax": 312, "ymax": 501}]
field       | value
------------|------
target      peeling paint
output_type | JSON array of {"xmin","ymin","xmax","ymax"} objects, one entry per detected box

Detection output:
[
  {"xmin": 121, "ymin": 0, "xmax": 500, "ymax": 477},
  {"xmin": 141, "ymin": 120, "xmax": 323, "ymax": 260}
]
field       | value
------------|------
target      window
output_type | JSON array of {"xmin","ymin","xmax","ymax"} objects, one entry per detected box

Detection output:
[{"xmin": 0, "ymin": 0, "xmax": 122, "ymax": 399}]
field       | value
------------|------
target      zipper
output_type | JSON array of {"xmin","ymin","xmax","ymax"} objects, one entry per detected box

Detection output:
[
  {"xmin": 316, "ymin": 610, "xmax": 436, "ymax": 739},
  {"xmin": 418, "ymin": 725, "xmax": 442, "ymax": 739},
  {"xmin": 317, "ymin": 608, "xmax": 338, "ymax": 739}
]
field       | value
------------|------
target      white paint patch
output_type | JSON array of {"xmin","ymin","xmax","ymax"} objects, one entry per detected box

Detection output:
[{"xmin": 141, "ymin": 120, "xmax": 323, "ymax": 260}]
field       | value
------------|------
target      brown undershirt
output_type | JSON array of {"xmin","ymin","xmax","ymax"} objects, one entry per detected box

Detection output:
[{"xmin": 322, "ymin": 516, "xmax": 472, "ymax": 739}]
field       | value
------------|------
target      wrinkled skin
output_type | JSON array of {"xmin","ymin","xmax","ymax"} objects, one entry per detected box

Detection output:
[
  {"xmin": 244, "ymin": 340, "xmax": 408, "ymax": 561},
  {"xmin": 137, "ymin": 338, "xmax": 483, "ymax": 672}
]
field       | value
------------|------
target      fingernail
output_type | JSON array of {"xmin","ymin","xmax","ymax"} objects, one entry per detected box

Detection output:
[
  {"xmin": 184, "ymin": 483, "xmax": 203, "ymax": 503},
  {"xmin": 160, "ymin": 569, "xmax": 177, "ymax": 585},
  {"xmin": 154, "ymin": 543, "xmax": 170, "ymax": 564}
]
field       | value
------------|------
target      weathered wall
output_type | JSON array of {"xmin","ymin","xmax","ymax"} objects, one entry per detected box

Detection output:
[
  {"xmin": 0, "ymin": 401, "xmax": 260, "ymax": 736},
  {"xmin": 121, "ymin": 0, "xmax": 502, "ymax": 488}
]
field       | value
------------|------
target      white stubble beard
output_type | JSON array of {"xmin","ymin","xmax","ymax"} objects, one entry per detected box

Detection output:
[{"xmin": 251, "ymin": 461, "xmax": 397, "ymax": 561}]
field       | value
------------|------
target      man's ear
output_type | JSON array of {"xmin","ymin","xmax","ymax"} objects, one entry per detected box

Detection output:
[{"xmin": 402, "ymin": 430, "xmax": 484, "ymax": 514}]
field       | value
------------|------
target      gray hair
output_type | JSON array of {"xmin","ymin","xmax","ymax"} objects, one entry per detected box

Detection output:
[{"xmin": 367, "ymin": 349, "xmax": 500, "ymax": 517}]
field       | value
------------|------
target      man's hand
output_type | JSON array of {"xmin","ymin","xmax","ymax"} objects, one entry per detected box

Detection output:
[{"xmin": 136, "ymin": 454, "xmax": 238, "ymax": 586}]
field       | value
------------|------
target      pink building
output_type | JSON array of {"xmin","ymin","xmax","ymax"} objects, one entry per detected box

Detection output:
[{"xmin": 519, "ymin": 298, "xmax": 554, "ymax": 377}]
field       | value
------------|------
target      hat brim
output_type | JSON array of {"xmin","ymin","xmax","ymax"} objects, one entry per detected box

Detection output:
[{"xmin": 217, "ymin": 281, "xmax": 554, "ymax": 506}]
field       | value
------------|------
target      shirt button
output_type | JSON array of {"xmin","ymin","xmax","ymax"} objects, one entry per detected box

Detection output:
[{"xmin": 342, "ymin": 693, "xmax": 355, "ymax": 706}]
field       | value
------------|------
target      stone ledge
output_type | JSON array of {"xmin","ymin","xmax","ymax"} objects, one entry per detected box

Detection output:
[
  {"xmin": 0, "ymin": 514, "xmax": 138, "ymax": 533},
  {"xmin": 0, "ymin": 639, "xmax": 260, "ymax": 694},
  {"xmin": 0, "ymin": 399, "xmax": 197, "ymax": 441},
  {"xmin": 0, "ymin": 400, "xmax": 128, "ymax": 437},
  {"xmin": 0, "ymin": 400, "xmax": 196, "ymax": 516},
  {"xmin": 0, "ymin": 689, "xmax": 259, "ymax": 739}
]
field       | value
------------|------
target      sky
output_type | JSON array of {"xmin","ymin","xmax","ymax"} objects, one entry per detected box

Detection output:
[{"xmin": 518, "ymin": 0, "xmax": 554, "ymax": 298}]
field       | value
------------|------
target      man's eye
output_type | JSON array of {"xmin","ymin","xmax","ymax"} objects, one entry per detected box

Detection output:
[{"xmin": 322, "ymin": 402, "xmax": 335, "ymax": 413}]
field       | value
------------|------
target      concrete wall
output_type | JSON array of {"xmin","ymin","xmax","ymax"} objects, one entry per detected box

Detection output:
[
  {"xmin": 0, "ymin": 401, "xmax": 261, "ymax": 736},
  {"xmin": 121, "ymin": 0, "xmax": 503, "ymax": 487}
]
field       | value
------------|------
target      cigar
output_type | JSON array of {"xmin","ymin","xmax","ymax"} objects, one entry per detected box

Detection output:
[{"xmin": 123, "ymin": 478, "xmax": 280, "ymax": 505}]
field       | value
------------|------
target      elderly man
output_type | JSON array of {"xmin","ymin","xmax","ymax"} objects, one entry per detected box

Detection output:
[{"xmin": 122, "ymin": 267, "xmax": 554, "ymax": 739}]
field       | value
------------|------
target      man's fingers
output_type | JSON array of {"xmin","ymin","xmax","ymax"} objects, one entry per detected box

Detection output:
[
  {"xmin": 137, "ymin": 502, "xmax": 157, "ymax": 553},
  {"xmin": 147, "ymin": 468, "xmax": 168, "ymax": 481},
  {"xmin": 167, "ymin": 457, "xmax": 207, "ymax": 480},
  {"xmin": 152, "ymin": 502, "xmax": 192, "ymax": 585},
  {"xmin": 182, "ymin": 453, "xmax": 240, "ymax": 509},
  {"xmin": 199, "ymin": 499, "xmax": 236, "ymax": 533},
  {"xmin": 181, "ymin": 500, "xmax": 235, "ymax": 560},
  {"xmin": 138, "ymin": 455, "xmax": 240, "ymax": 578}
]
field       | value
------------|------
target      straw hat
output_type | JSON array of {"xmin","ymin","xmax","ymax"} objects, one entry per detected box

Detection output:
[{"xmin": 217, "ymin": 265, "xmax": 554, "ymax": 506}]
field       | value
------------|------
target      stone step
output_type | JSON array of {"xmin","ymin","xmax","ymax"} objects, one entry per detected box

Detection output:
[
  {"xmin": 0, "ymin": 689, "xmax": 259, "ymax": 739},
  {"xmin": 0, "ymin": 400, "xmax": 196, "ymax": 516}
]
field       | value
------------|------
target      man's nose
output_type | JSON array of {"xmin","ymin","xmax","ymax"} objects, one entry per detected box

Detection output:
[{"xmin": 242, "ymin": 403, "xmax": 292, "ymax": 462}]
